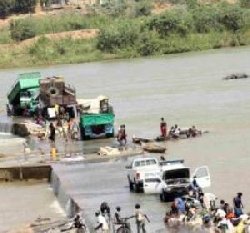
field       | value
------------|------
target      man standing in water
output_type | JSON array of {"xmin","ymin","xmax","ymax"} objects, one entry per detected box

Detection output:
[
  {"xmin": 131, "ymin": 203, "xmax": 150, "ymax": 233},
  {"xmin": 117, "ymin": 124, "xmax": 127, "ymax": 146},
  {"xmin": 160, "ymin": 118, "xmax": 167, "ymax": 139},
  {"xmin": 233, "ymin": 192, "xmax": 244, "ymax": 217}
]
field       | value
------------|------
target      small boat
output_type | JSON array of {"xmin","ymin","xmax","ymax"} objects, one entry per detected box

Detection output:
[{"xmin": 142, "ymin": 142, "xmax": 166, "ymax": 153}]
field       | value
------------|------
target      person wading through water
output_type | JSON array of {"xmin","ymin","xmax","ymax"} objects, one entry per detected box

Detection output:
[
  {"xmin": 131, "ymin": 203, "xmax": 150, "ymax": 233},
  {"xmin": 233, "ymin": 192, "xmax": 244, "ymax": 217},
  {"xmin": 117, "ymin": 124, "xmax": 127, "ymax": 146},
  {"xmin": 160, "ymin": 118, "xmax": 167, "ymax": 139}
]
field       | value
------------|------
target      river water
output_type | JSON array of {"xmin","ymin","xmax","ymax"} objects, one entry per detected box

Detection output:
[{"xmin": 1, "ymin": 47, "xmax": 250, "ymax": 231}]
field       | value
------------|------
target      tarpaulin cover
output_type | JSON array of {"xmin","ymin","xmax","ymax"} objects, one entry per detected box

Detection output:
[{"xmin": 80, "ymin": 113, "xmax": 114, "ymax": 126}]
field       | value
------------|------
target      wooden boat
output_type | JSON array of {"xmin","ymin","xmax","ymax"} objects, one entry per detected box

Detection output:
[
  {"xmin": 132, "ymin": 137, "xmax": 153, "ymax": 144},
  {"xmin": 142, "ymin": 142, "xmax": 166, "ymax": 153}
]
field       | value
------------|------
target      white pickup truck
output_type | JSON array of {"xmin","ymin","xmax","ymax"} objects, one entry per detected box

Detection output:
[{"xmin": 126, "ymin": 157, "xmax": 211, "ymax": 200}]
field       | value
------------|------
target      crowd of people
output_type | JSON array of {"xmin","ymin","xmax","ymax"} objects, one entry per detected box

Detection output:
[
  {"xmin": 32, "ymin": 105, "xmax": 81, "ymax": 147},
  {"xmin": 86, "ymin": 182, "xmax": 250, "ymax": 233},
  {"xmin": 48, "ymin": 117, "xmax": 80, "ymax": 145},
  {"xmin": 164, "ymin": 184, "xmax": 250, "ymax": 233}
]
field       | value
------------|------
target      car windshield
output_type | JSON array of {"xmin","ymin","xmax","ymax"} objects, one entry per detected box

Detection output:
[{"xmin": 134, "ymin": 159, "xmax": 157, "ymax": 167}]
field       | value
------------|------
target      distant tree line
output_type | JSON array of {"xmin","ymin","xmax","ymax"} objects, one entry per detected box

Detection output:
[{"xmin": 0, "ymin": 0, "xmax": 37, "ymax": 19}]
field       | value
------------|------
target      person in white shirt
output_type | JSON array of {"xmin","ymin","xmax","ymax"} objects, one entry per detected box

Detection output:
[
  {"xmin": 95, "ymin": 211, "xmax": 109, "ymax": 233},
  {"xmin": 217, "ymin": 217, "xmax": 234, "ymax": 233}
]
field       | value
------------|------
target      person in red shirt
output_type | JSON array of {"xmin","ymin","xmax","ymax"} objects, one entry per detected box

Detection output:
[{"xmin": 160, "ymin": 118, "xmax": 167, "ymax": 138}]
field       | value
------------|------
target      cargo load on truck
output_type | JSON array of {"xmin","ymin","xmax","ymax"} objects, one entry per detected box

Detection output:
[{"xmin": 78, "ymin": 96, "xmax": 115, "ymax": 140}]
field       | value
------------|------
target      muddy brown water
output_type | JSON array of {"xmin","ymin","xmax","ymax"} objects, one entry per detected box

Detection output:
[{"xmin": 0, "ymin": 47, "xmax": 250, "ymax": 232}]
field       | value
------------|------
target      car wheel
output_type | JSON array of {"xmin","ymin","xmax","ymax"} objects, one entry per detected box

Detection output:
[{"xmin": 135, "ymin": 183, "xmax": 140, "ymax": 193}]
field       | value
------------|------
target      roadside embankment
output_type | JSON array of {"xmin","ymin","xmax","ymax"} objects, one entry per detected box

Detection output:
[{"xmin": 0, "ymin": 164, "xmax": 51, "ymax": 181}]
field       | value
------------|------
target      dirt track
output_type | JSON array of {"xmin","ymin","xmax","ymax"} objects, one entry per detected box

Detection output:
[
  {"xmin": 20, "ymin": 29, "xmax": 99, "ymax": 46},
  {"xmin": 0, "ymin": 29, "xmax": 99, "ymax": 52}
]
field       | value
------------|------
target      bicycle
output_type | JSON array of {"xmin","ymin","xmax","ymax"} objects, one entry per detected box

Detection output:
[{"xmin": 115, "ymin": 217, "xmax": 132, "ymax": 233}]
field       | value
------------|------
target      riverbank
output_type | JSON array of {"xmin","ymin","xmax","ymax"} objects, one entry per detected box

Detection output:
[{"xmin": 0, "ymin": 2, "xmax": 250, "ymax": 69}]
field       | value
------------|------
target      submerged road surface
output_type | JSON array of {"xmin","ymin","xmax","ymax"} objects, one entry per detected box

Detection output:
[{"xmin": 52, "ymin": 159, "xmax": 170, "ymax": 233}]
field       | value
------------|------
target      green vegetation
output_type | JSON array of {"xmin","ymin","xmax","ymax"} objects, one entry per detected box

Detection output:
[
  {"xmin": 96, "ymin": 3, "xmax": 250, "ymax": 56},
  {"xmin": 0, "ymin": 2, "xmax": 250, "ymax": 68},
  {"xmin": 10, "ymin": 20, "xmax": 36, "ymax": 41},
  {"xmin": 240, "ymin": 0, "xmax": 250, "ymax": 8},
  {"xmin": 28, "ymin": 37, "xmax": 102, "ymax": 64}
]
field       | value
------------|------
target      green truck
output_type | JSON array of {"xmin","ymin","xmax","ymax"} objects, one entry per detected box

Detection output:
[
  {"xmin": 80, "ymin": 113, "xmax": 115, "ymax": 140},
  {"xmin": 7, "ymin": 72, "xmax": 41, "ymax": 116}
]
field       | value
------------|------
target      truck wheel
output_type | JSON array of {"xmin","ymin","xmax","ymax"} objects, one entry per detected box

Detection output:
[
  {"xmin": 105, "ymin": 133, "xmax": 114, "ymax": 138},
  {"xmin": 80, "ymin": 127, "xmax": 90, "ymax": 140},
  {"xmin": 129, "ymin": 181, "xmax": 134, "ymax": 192}
]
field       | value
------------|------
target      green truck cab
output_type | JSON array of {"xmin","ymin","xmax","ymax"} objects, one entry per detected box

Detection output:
[{"xmin": 7, "ymin": 72, "xmax": 41, "ymax": 116}]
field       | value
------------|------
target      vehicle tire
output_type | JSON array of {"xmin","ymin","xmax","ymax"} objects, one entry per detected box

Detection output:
[
  {"xmin": 80, "ymin": 127, "xmax": 90, "ymax": 140},
  {"xmin": 117, "ymin": 227, "xmax": 130, "ymax": 233},
  {"xmin": 127, "ymin": 176, "xmax": 134, "ymax": 192},
  {"xmin": 106, "ymin": 132, "xmax": 114, "ymax": 138},
  {"xmin": 160, "ymin": 191, "xmax": 167, "ymax": 202},
  {"xmin": 80, "ymin": 127, "xmax": 85, "ymax": 140}
]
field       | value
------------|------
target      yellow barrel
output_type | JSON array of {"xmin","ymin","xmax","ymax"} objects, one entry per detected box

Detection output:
[{"xmin": 50, "ymin": 147, "xmax": 57, "ymax": 160}]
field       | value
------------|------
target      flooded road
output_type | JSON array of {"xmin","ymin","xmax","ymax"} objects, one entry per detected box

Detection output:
[
  {"xmin": 0, "ymin": 47, "xmax": 250, "ymax": 231},
  {"xmin": 0, "ymin": 181, "xmax": 65, "ymax": 233}
]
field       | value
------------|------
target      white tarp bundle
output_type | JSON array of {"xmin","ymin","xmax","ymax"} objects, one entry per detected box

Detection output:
[{"xmin": 77, "ymin": 95, "xmax": 108, "ymax": 114}]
